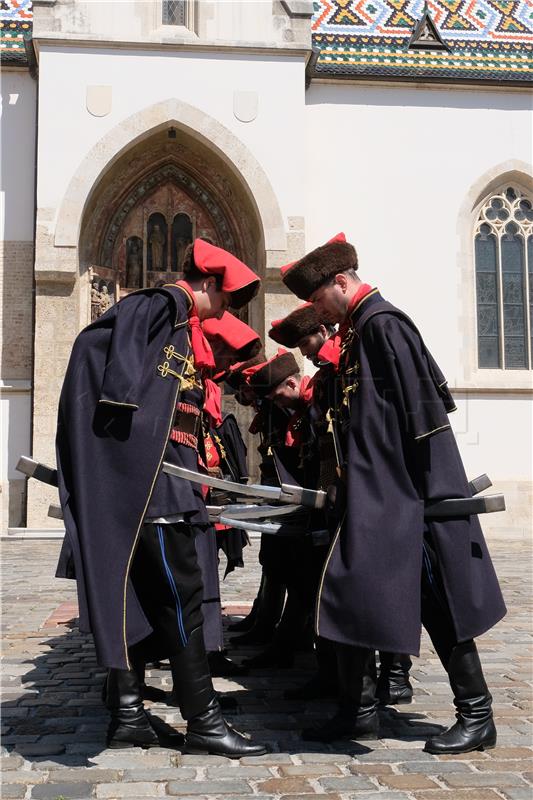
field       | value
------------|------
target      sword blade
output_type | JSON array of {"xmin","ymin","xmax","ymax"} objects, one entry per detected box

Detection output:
[
  {"xmin": 162, "ymin": 463, "xmax": 328, "ymax": 509},
  {"xmin": 162, "ymin": 462, "xmax": 282, "ymax": 502},
  {"xmin": 216, "ymin": 504, "xmax": 304, "ymax": 519},
  {"xmin": 218, "ymin": 515, "xmax": 305, "ymax": 537}
]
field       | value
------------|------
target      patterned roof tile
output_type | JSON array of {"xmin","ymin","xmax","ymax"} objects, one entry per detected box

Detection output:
[
  {"xmin": 1, "ymin": 0, "xmax": 32, "ymax": 65},
  {"xmin": 312, "ymin": 0, "xmax": 533, "ymax": 83}
]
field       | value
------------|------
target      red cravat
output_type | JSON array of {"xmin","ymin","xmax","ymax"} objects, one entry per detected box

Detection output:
[
  {"xmin": 175, "ymin": 281, "xmax": 222, "ymax": 426},
  {"xmin": 338, "ymin": 283, "xmax": 373, "ymax": 345},
  {"xmin": 285, "ymin": 376, "xmax": 313, "ymax": 447},
  {"xmin": 317, "ymin": 336, "xmax": 341, "ymax": 370}
]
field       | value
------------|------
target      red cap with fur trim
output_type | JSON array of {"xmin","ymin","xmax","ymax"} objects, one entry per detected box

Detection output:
[
  {"xmin": 269, "ymin": 303, "xmax": 323, "ymax": 347},
  {"xmin": 187, "ymin": 239, "xmax": 260, "ymax": 309},
  {"xmin": 202, "ymin": 312, "xmax": 261, "ymax": 362},
  {"xmin": 280, "ymin": 232, "xmax": 358, "ymax": 300}
]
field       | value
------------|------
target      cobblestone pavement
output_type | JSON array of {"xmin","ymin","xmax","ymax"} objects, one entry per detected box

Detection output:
[{"xmin": 1, "ymin": 537, "xmax": 531, "ymax": 800}]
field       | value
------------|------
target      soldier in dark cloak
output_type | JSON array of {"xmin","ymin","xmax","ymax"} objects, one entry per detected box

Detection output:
[
  {"xmin": 189, "ymin": 311, "xmax": 263, "ymax": 678},
  {"xmin": 55, "ymin": 238, "xmax": 266, "ymax": 756},
  {"xmin": 270, "ymin": 302, "xmax": 413, "ymax": 706},
  {"xmin": 223, "ymin": 356, "xmax": 288, "ymax": 643},
  {"xmin": 280, "ymin": 233, "xmax": 506, "ymax": 755},
  {"xmin": 239, "ymin": 351, "xmax": 320, "ymax": 669},
  {"xmin": 203, "ymin": 311, "xmax": 262, "ymax": 578}
]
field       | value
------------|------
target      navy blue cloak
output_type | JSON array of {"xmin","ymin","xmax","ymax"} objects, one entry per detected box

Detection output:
[
  {"xmin": 316, "ymin": 291, "xmax": 506, "ymax": 656},
  {"xmin": 55, "ymin": 285, "xmax": 198, "ymax": 669}
]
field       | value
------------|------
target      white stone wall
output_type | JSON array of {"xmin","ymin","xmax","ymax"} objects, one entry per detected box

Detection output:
[
  {"xmin": 0, "ymin": 70, "xmax": 36, "ymax": 529},
  {"xmin": 305, "ymin": 82, "xmax": 533, "ymax": 535},
  {"xmin": 36, "ymin": 46, "xmax": 307, "ymax": 236},
  {"xmin": 32, "ymin": 0, "xmax": 311, "ymax": 48}
]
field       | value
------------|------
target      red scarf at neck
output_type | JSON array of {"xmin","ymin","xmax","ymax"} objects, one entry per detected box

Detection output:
[
  {"xmin": 285, "ymin": 375, "xmax": 313, "ymax": 447},
  {"xmin": 176, "ymin": 281, "xmax": 222, "ymax": 426},
  {"xmin": 315, "ymin": 285, "xmax": 373, "ymax": 371},
  {"xmin": 338, "ymin": 283, "xmax": 373, "ymax": 344},
  {"xmin": 316, "ymin": 336, "xmax": 341, "ymax": 371}
]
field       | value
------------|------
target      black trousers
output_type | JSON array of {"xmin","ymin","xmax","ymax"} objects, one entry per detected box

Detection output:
[
  {"xmin": 420, "ymin": 530, "xmax": 468, "ymax": 671},
  {"xmin": 129, "ymin": 522, "xmax": 205, "ymax": 662},
  {"xmin": 194, "ymin": 526, "xmax": 223, "ymax": 652},
  {"xmin": 333, "ymin": 531, "xmax": 466, "ymax": 687}
]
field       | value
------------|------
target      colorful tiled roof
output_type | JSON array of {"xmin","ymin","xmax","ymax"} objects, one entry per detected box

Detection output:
[
  {"xmin": 312, "ymin": 0, "xmax": 533, "ymax": 83},
  {"xmin": 1, "ymin": 0, "xmax": 32, "ymax": 64}
]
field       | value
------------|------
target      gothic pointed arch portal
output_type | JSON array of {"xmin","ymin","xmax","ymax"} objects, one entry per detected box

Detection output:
[{"xmin": 81, "ymin": 127, "xmax": 262, "ymax": 323}]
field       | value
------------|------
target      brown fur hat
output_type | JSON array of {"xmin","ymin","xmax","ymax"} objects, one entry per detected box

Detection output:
[
  {"xmin": 249, "ymin": 351, "xmax": 299, "ymax": 398},
  {"xmin": 281, "ymin": 233, "xmax": 358, "ymax": 300},
  {"xmin": 268, "ymin": 303, "xmax": 322, "ymax": 348}
]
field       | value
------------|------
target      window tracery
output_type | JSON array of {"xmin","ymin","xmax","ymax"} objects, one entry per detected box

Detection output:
[{"xmin": 474, "ymin": 186, "xmax": 533, "ymax": 370}]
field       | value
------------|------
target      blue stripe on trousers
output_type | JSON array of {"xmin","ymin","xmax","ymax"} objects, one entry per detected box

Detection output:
[{"xmin": 156, "ymin": 524, "xmax": 188, "ymax": 647}]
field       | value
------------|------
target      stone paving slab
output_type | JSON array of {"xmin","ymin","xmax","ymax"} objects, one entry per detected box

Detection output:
[{"xmin": 1, "ymin": 538, "xmax": 532, "ymax": 800}]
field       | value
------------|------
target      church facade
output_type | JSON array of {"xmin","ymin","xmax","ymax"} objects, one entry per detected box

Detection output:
[{"xmin": 1, "ymin": 0, "xmax": 532, "ymax": 535}]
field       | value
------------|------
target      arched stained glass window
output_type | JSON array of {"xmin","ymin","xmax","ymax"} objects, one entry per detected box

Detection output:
[{"xmin": 475, "ymin": 187, "xmax": 533, "ymax": 369}]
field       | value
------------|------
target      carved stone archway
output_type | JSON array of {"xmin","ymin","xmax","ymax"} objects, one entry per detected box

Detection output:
[
  {"xmin": 53, "ymin": 97, "xmax": 287, "ymax": 255},
  {"xmin": 81, "ymin": 128, "xmax": 262, "ymax": 325}
]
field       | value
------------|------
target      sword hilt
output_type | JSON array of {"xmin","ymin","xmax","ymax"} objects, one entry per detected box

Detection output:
[
  {"xmin": 17, "ymin": 455, "xmax": 58, "ymax": 487},
  {"xmin": 279, "ymin": 484, "xmax": 327, "ymax": 509}
]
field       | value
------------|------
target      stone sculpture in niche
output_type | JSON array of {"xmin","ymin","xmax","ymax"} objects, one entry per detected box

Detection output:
[
  {"xmin": 90, "ymin": 277, "xmax": 102, "ymax": 322},
  {"xmin": 126, "ymin": 237, "xmax": 143, "ymax": 288},
  {"xmin": 172, "ymin": 213, "xmax": 193, "ymax": 271},
  {"xmin": 91, "ymin": 277, "xmax": 115, "ymax": 321},
  {"xmin": 149, "ymin": 224, "xmax": 166, "ymax": 271}
]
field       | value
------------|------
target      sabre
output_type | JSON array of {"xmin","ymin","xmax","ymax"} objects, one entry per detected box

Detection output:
[
  {"xmin": 208, "ymin": 504, "xmax": 304, "ymax": 519},
  {"xmin": 162, "ymin": 462, "xmax": 327, "ymax": 509},
  {"xmin": 18, "ymin": 457, "xmax": 506, "ymax": 521}
]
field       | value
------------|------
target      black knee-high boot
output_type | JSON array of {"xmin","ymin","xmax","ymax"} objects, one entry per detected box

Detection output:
[
  {"xmin": 376, "ymin": 652, "xmax": 413, "ymax": 705},
  {"xmin": 168, "ymin": 627, "xmax": 267, "ymax": 758},
  {"xmin": 302, "ymin": 645, "xmax": 379, "ymax": 742},
  {"xmin": 284, "ymin": 636, "xmax": 338, "ymax": 700},
  {"xmin": 102, "ymin": 655, "xmax": 168, "ymax": 706},
  {"xmin": 105, "ymin": 668, "xmax": 160, "ymax": 749},
  {"xmin": 230, "ymin": 573, "xmax": 286, "ymax": 647},
  {"xmin": 228, "ymin": 575, "xmax": 263, "ymax": 632},
  {"xmin": 424, "ymin": 640, "xmax": 496, "ymax": 754}
]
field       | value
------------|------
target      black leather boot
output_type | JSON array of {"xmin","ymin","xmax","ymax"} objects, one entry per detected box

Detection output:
[
  {"xmin": 376, "ymin": 652, "xmax": 413, "ymax": 706},
  {"xmin": 302, "ymin": 646, "xmax": 379, "ymax": 742},
  {"xmin": 105, "ymin": 668, "xmax": 161, "ymax": 749},
  {"xmin": 242, "ymin": 642, "xmax": 294, "ymax": 669},
  {"xmin": 133, "ymin": 657, "xmax": 170, "ymax": 704},
  {"xmin": 284, "ymin": 637, "xmax": 338, "ymax": 700},
  {"xmin": 185, "ymin": 696, "xmax": 267, "ymax": 758},
  {"xmin": 228, "ymin": 579, "xmax": 262, "ymax": 632},
  {"xmin": 102, "ymin": 660, "xmax": 168, "ymax": 706},
  {"xmin": 207, "ymin": 650, "xmax": 249, "ymax": 677},
  {"xmin": 169, "ymin": 626, "xmax": 267, "ymax": 758},
  {"xmin": 230, "ymin": 574, "xmax": 286, "ymax": 647},
  {"xmin": 424, "ymin": 640, "xmax": 496, "ymax": 754}
]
